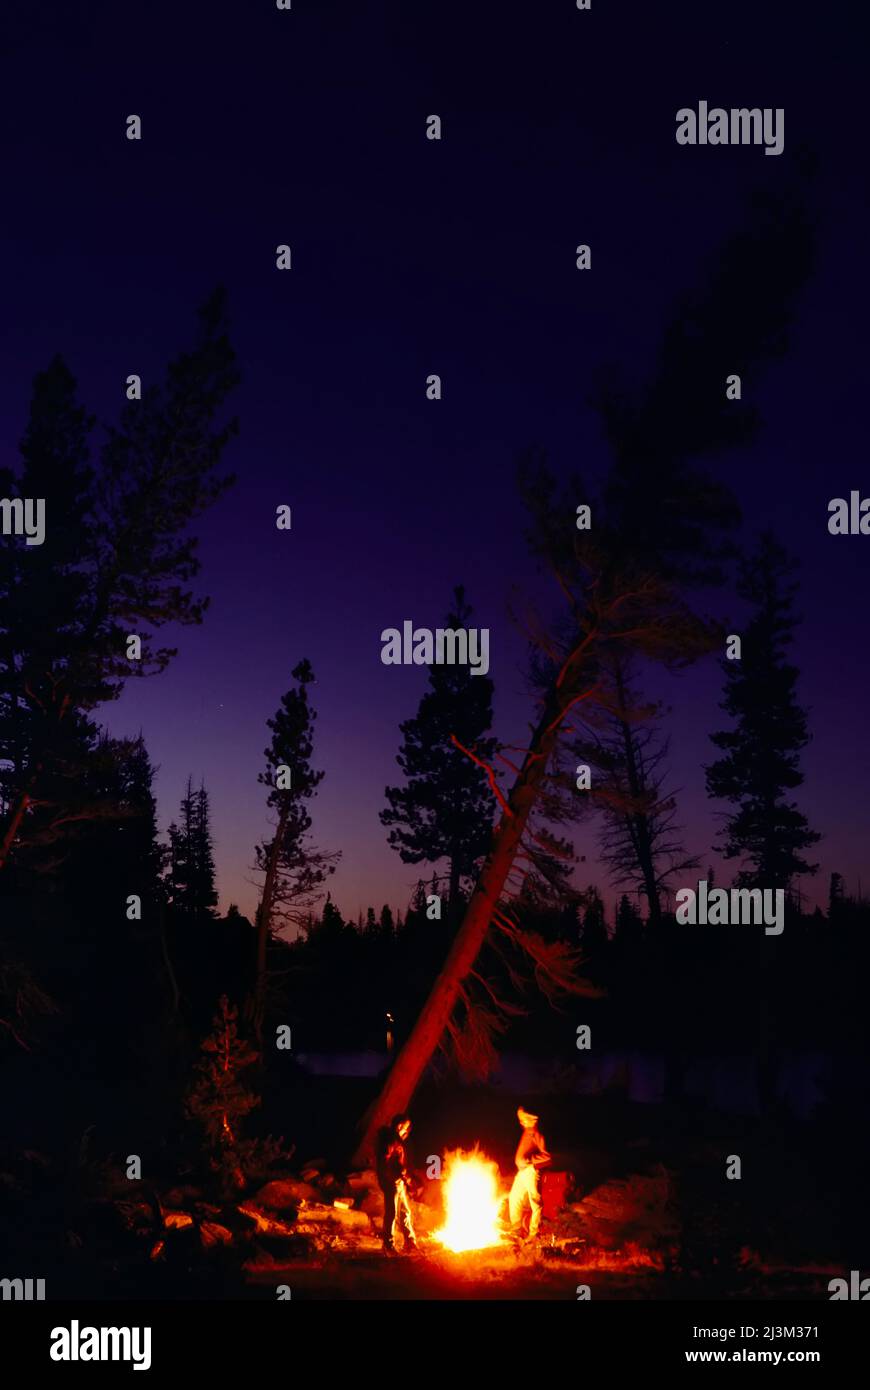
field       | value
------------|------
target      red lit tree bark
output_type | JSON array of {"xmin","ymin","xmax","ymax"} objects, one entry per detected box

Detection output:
[
  {"xmin": 353, "ymin": 692, "xmax": 587, "ymax": 1163},
  {"xmin": 353, "ymin": 455, "xmax": 720, "ymax": 1163}
]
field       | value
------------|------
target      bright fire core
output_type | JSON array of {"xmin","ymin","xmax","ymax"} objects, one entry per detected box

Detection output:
[{"xmin": 434, "ymin": 1149, "xmax": 505, "ymax": 1253}]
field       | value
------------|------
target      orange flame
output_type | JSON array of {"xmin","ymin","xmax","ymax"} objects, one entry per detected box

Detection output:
[{"xmin": 433, "ymin": 1148, "xmax": 505, "ymax": 1253}]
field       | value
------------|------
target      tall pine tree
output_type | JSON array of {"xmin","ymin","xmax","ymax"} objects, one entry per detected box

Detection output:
[
  {"xmin": 185, "ymin": 995, "xmax": 260, "ymax": 1194},
  {"xmin": 0, "ymin": 357, "xmax": 95, "ymax": 839},
  {"xmin": 705, "ymin": 532, "xmax": 820, "ymax": 890},
  {"xmin": 249, "ymin": 660, "xmax": 337, "ymax": 1036},
  {"xmin": 192, "ymin": 783, "xmax": 218, "ymax": 920},
  {"xmin": 167, "ymin": 777, "xmax": 218, "ymax": 923},
  {"xmin": 576, "ymin": 657, "xmax": 699, "ymax": 924},
  {"xmin": 381, "ymin": 585, "xmax": 496, "ymax": 915}
]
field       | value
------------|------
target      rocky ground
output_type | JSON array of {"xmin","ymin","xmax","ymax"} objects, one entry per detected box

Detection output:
[
  {"xmin": 126, "ymin": 1160, "xmax": 836, "ymax": 1299},
  {"xmin": 3, "ymin": 1084, "xmax": 849, "ymax": 1300}
]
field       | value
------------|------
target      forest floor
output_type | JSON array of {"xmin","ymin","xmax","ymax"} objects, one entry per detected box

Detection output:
[
  {"xmin": 235, "ymin": 1153, "xmax": 841, "ymax": 1302},
  {"xmin": 244, "ymin": 1244, "xmax": 835, "ymax": 1301},
  {"xmin": 1, "ymin": 1078, "xmax": 855, "ymax": 1302}
]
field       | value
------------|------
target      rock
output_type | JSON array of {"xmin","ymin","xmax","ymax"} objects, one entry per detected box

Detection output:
[
  {"xmin": 355, "ymin": 1234, "xmax": 385, "ymax": 1253},
  {"xmin": 162, "ymin": 1185, "xmax": 203, "ymax": 1208},
  {"xmin": 295, "ymin": 1159, "xmax": 336, "ymax": 1187},
  {"xmin": 254, "ymin": 1179, "xmax": 318, "ymax": 1209},
  {"xmin": 163, "ymin": 1210, "xmax": 194, "ymax": 1230},
  {"xmin": 200, "ymin": 1221, "xmax": 233, "ymax": 1248},
  {"xmin": 552, "ymin": 1237, "xmax": 589, "ymax": 1257},
  {"xmin": 237, "ymin": 1204, "xmax": 298, "ymax": 1238},
  {"xmin": 115, "ymin": 1198, "xmax": 155, "ymax": 1231},
  {"xmin": 244, "ymin": 1232, "xmax": 316, "ymax": 1262},
  {"xmin": 292, "ymin": 1230, "xmax": 336, "ymax": 1252},
  {"xmin": 571, "ymin": 1169, "xmax": 678, "ymax": 1250},
  {"xmin": 347, "ymin": 1169, "xmax": 379, "ymax": 1192},
  {"xmin": 299, "ymin": 1158, "xmax": 328, "ymax": 1181},
  {"xmin": 299, "ymin": 1201, "xmax": 371, "ymax": 1230}
]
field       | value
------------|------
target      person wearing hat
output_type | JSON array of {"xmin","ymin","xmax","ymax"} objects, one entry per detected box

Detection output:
[
  {"xmin": 508, "ymin": 1106, "xmax": 551, "ymax": 1243},
  {"xmin": 375, "ymin": 1112, "xmax": 422, "ymax": 1254}
]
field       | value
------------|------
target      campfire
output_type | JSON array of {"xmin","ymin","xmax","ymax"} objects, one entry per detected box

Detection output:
[{"xmin": 433, "ymin": 1148, "xmax": 505, "ymax": 1253}]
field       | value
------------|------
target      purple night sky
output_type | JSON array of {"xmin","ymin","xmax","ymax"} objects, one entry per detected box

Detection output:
[{"xmin": 2, "ymin": 0, "xmax": 866, "ymax": 923}]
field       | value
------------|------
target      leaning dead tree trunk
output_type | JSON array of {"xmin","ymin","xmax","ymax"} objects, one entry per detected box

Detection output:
[
  {"xmin": 352, "ymin": 656, "xmax": 597, "ymax": 1166},
  {"xmin": 352, "ymin": 418, "xmax": 731, "ymax": 1163}
]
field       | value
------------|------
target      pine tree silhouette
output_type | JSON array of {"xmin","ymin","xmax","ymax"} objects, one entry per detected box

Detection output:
[
  {"xmin": 706, "ymin": 532, "xmax": 820, "ymax": 890},
  {"xmin": 381, "ymin": 585, "xmax": 496, "ymax": 914},
  {"xmin": 186, "ymin": 995, "xmax": 260, "ymax": 1192}
]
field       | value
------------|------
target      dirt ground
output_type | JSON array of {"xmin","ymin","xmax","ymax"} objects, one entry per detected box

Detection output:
[{"xmin": 244, "ymin": 1240, "xmax": 833, "ymax": 1301}]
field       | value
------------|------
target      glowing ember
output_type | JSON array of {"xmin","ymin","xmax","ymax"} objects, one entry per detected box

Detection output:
[
  {"xmin": 163, "ymin": 1210, "xmax": 193, "ymax": 1230},
  {"xmin": 434, "ymin": 1148, "xmax": 505, "ymax": 1253}
]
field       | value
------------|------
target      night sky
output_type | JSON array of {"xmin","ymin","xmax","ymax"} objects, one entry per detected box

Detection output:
[{"xmin": 2, "ymin": 0, "xmax": 866, "ymax": 922}]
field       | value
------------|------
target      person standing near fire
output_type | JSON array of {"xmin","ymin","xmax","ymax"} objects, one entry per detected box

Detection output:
[
  {"xmin": 508, "ymin": 1106, "xmax": 551, "ymax": 1243},
  {"xmin": 375, "ymin": 1112, "xmax": 422, "ymax": 1254}
]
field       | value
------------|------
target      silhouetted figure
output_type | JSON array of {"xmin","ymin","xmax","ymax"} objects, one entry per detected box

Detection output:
[
  {"xmin": 508, "ymin": 1106, "xmax": 551, "ymax": 1243},
  {"xmin": 375, "ymin": 1113, "xmax": 420, "ymax": 1254}
]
